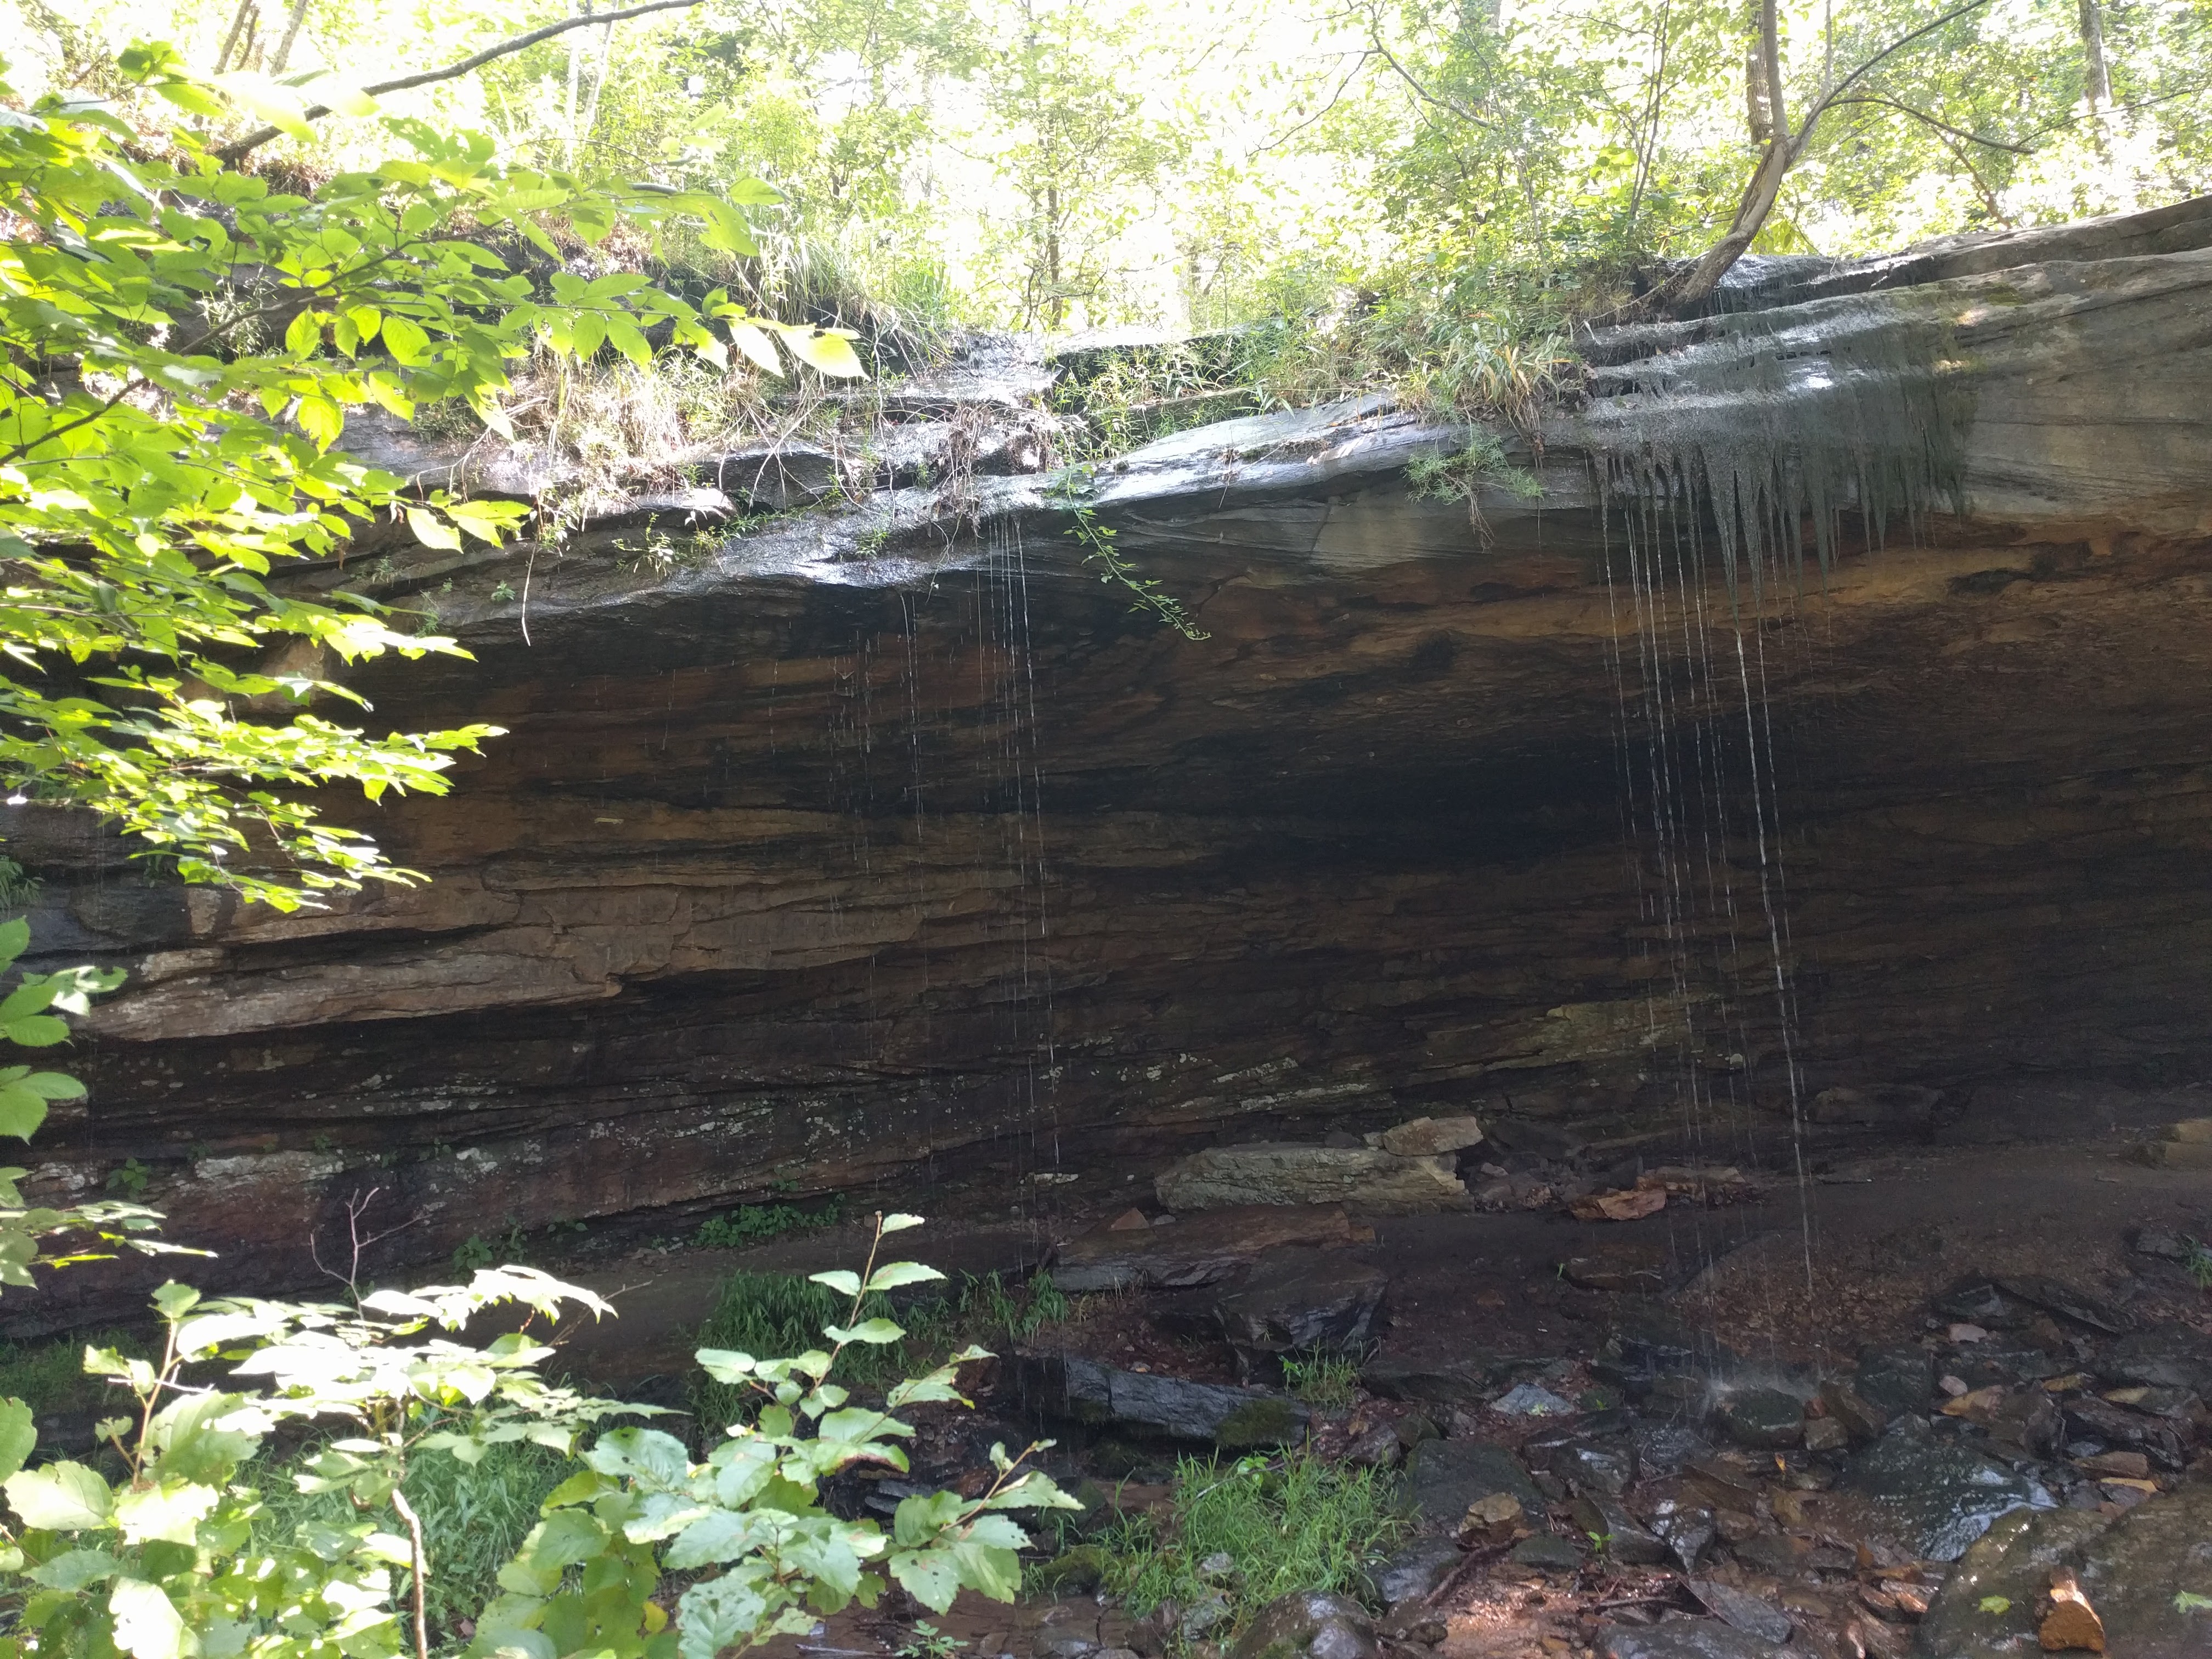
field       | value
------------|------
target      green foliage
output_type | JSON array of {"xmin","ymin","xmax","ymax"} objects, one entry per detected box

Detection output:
[
  {"xmin": 1051, "ymin": 487, "xmax": 1209, "ymax": 642},
  {"xmin": 1083, "ymin": 1452, "xmax": 1409, "ymax": 1639},
  {"xmin": 0, "ymin": 1331, "xmax": 145, "ymax": 1420},
  {"xmin": 2185, "ymin": 1240, "xmax": 2212, "ymax": 1293},
  {"xmin": 251, "ymin": 1437, "xmax": 575, "ymax": 1644},
  {"xmin": 691, "ymin": 1266, "xmax": 1075, "ymax": 1435},
  {"xmin": 483, "ymin": 1214, "xmax": 1076, "ymax": 1659},
  {"xmin": 0, "ymin": 43, "xmax": 859, "ymax": 909},
  {"xmin": 695, "ymin": 1197, "xmax": 847, "ymax": 1250},
  {"xmin": 1278, "ymin": 1352, "xmax": 1360, "ymax": 1409}
]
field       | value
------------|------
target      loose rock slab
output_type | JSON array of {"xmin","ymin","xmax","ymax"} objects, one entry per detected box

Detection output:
[
  {"xmin": 1014, "ymin": 1354, "xmax": 1310, "ymax": 1448},
  {"xmin": 1834, "ymin": 1421, "xmax": 2048, "ymax": 1560},
  {"xmin": 1216, "ymin": 1247, "xmax": 1390, "ymax": 1356},
  {"xmin": 1051, "ymin": 1204, "xmax": 1356, "ymax": 1293},
  {"xmin": 1156, "ymin": 1144, "xmax": 1466, "ymax": 1214}
]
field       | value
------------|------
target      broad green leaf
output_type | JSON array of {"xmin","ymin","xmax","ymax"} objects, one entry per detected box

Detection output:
[
  {"xmin": 28, "ymin": 1547, "xmax": 118, "ymax": 1590},
  {"xmin": 862, "ymin": 1262, "xmax": 944, "ymax": 1293},
  {"xmin": 110, "ymin": 1577, "xmax": 188, "ymax": 1659},
  {"xmin": 823, "ymin": 1318, "xmax": 906, "ymax": 1346},
  {"xmin": 887, "ymin": 1547, "xmax": 961, "ymax": 1611},
  {"xmin": 727, "ymin": 323, "xmax": 783, "ymax": 376},
  {"xmin": 780, "ymin": 328, "xmax": 866, "ymax": 378},
  {"xmin": 406, "ymin": 508, "xmax": 461, "ymax": 551},
  {"xmin": 948, "ymin": 1537, "xmax": 1021, "ymax": 1601},
  {"xmin": 380, "ymin": 314, "xmax": 430, "ymax": 364},
  {"xmin": 808, "ymin": 1271, "xmax": 861, "ymax": 1297},
  {"xmin": 6, "ymin": 1460, "xmax": 115, "ymax": 1531},
  {"xmin": 115, "ymin": 1479, "xmax": 219, "ymax": 1546},
  {"xmin": 879, "ymin": 1214, "xmax": 926, "ymax": 1234},
  {"xmin": 0, "ymin": 1398, "xmax": 33, "ymax": 1480},
  {"xmin": 0, "ymin": 1085, "xmax": 47, "ymax": 1141},
  {"xmin": 306, "ymin": 76, "xmax": 381, "ymax": 117}
]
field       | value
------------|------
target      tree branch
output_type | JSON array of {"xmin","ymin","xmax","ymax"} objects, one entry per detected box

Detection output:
[
  {"xmin": 1822, "ymin": 93, "xmax": 2032, "ymax": 154},
  {"xmin": 215, "ymin": 0, "xmax": 706, "ymax": 162},
  {"xmin": 1801, "ymin": 0, "xmax": 1998, "ymax": 127}
]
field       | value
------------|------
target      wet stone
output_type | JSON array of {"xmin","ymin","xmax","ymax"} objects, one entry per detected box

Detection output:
[
  {"xmin": 1802, "ymin": 1415, "xmax": 1849, "ymax": 1453},
  {"xmin": 1996, "ymin": 1274, "xmax": 2130, "ymax": 1335},
  {"xmin": 1215, "ymin": 1248, "xmax": 1390, "ymax": 1359},
  {"xmin": 2059, "ymin": 1396, "xmax": 2186, "ymax": 1470},
  {"xmin": 1911, "ymin": 1484, "xmax": 2212, "ymax": 1658},
  {"xmin": 1714, "ymin": 1387, "xmax": 1804, "ymax": 1449},
  {"xmin": 1492, "ymin": 1381, "xmax": 1577, "ymax": 1417},
  {"xmin": 1934, "ymin": 1282, "xmax": 2031, "ymax": 1330},
  {"xmin": 1687, "ymin": 1582, "xmax": 1793, "ymax": 1646},
  {"xmin": 1853, "ymin": 1345, "xmax": 1937, "ymax": 1421},
  {"xmin": 1510, "ymin": 1533, "xmax": 1583, "ymax": 1570},
  {"xmin": 1645, "ymin": 1498, "xmax": 1717, "ymax": 1572},
  {"xmin": 1597, "ymin": 1618, "xmax": 1782, "ymax": 1659},
  {"xmin": 1837, "ymin": 1419, "xmax": 2050, "ymax": 1561},
  {"xmin": 1570, "ymin": 1493, "xmax": 1672, "ymax": 1566},
  {"xmin": 1402, "ymin": 1440, "xmax": 1546, "ymax": 1530},
  {"xmin": 1556, "ymin": 1440, "xmax": 1639, "ymax": 1496},
  {"xmin": 1374, "ymin": 1538, "xmax": 1463, "ymax": 1607},
  {"xmin": 1635, "ymin": 1422, "xmax": 1718, "ymax": 1476},
  {"xmin": 1361, "ymin": 1356, "xmax": 1503, "ymax": 1406},
  {"xmin": 2098, "ymin": 1324, "xmax": 2212, "ymax": 1392},
  {"xmin": 1229, "ymin": 1592, "xmax": 1379, "ymax": 1659}
]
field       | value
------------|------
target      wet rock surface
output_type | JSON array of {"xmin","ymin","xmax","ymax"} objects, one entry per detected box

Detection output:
[
  {"xmin": 1155, "ymin": 1146, "xmax": 1466, "ymax": 1216},
  {"xmin": 1836, "ymin": 1421, "xmax": 2050, "ymax": 1560}
]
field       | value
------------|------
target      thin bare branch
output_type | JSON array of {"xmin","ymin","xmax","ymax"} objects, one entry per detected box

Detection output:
[
  {"xmin": 215, "ymin": 0, "xmax": 706, "ymax": 162},
  {"xmin": 1823, "ymin": 93, "xmax": 2033, "ymax": 154}
]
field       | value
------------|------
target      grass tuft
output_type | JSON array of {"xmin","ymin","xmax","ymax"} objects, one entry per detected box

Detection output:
[
  {"xmin": 251, "ymin": 1439, "xmax": 572, "ymax": 1642},
  {"xmin": 1084, "ymin": 1452, "xmax": 1410, "ymax": 1639}
]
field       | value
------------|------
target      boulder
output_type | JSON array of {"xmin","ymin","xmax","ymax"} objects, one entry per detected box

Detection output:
[
  {"xmin": 1374, "ymin": 1538, "xmax": 1463, "ymax": 1607},
  {"xmin": 1378, "ymin": 1115, "xmax": 1485, "ymax": 1158},
  {"xmin": 1052, "ymin": 1205, "xmax": 1357, "ymax": 1293},
  {"xmin": 1834, "ymin": 1420, "xmax": 2049, "ymax": 1561},
  {"xmin": 2098, "ymin": 1324, "xmax": 2212, "ymax": 1392},
  {"xmin": 1598, "ymin": 1619, "xmax": 1781, "ymax": 1658},
  {"xmin": 1229, "ymin": 1593, "xmax": 1379, "ymax": 1659},
  {"xmin": 1216, "ymin": 1248, "xmax": 1390, "ymax": 1358},
  {"xmin": 1361, "ymin": 1355, "xmax": 1510, "ymax": 1406},
  {"xmin": 1157, "ymin": 1145, "xmax": 1466, "ymax": 1215},
  {"xmin": 1713, "ymin": 1387, "xmax": 1804, "ymax": 1449},
  {"xmin": 1401, "ymin": 1439, "xmax": 1545, "ymax": 1530},
  {"xmin": 1914, "ymin": 1481, "xmax": 2212, "ymax": 1658},
  {"xmin": 1014, "ymin": 1355, "xmax": 1309, "ymax": 1448}
]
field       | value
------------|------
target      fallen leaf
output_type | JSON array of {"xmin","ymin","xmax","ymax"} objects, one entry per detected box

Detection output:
[{"xmin": 2041, "ymin": 1567, "xmax": 2106, "ymax": 1652}]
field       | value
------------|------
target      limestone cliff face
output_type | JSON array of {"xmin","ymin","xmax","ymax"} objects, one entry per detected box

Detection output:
[{"xmin": 12, "ymin": 199, "xmax": 2212, "ymax": 1325}]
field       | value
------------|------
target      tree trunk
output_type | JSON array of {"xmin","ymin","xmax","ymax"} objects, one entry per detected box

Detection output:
[
  {"xmin": 269, "ymin": 0, "xmax": 311, "ymax": 74},
  {"xmin": 2078, "ymin": 0, "xmax": 2111, "ymax": 109}
]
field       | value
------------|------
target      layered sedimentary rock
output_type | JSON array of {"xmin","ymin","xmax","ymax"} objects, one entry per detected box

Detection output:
[{"xmin": 12, "ymin": 198, "xmax": 2212, "ymax": 1324}]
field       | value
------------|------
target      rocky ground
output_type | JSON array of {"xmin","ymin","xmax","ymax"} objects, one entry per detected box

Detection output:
[{"xmin": 508, "ymin": 1116, "xmax": 2212, "ymax": 1659}]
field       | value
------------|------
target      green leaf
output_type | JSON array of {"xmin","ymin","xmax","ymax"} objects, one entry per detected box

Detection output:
[
  {"xmin": 0, "ymin": 1085, "xmax": 47, "ymax": 1141},
  {"xmin": 780, "ymin": 327, "xmax": 866, "ymax": 379},
  {"xmin": 27, "ymin": 1547, "xmax": 119, "ymax": 1590},
  {"xmin": 823, "ymin": 1318, "xmax": 906, "ymax": 1346},
  {"xmin": 0, "ymin": 918, "xmax": 27, "ymax": 972},
  {"xmin": 888, "ymin": 1547, "xmax": 961, "ymax": 1612},
  {"xmin": 808, "ymin": 1271, "xmax": 861, "ymax": 1297},
  {"xmin": 1977, "ymin": 1595, "xmax": 2012, "ymax": 1614},
  {"xmin": 406, "ymin": 507, "xmax": 462, "ymax": 551},
  {"xmin": 114, "ymin": 1479, "xmax": 219, "ymax": 1546},
  {"xmin": 879, "ymin": 1214, "xmax": 926, "ymax": 1234},
  {"xmin": 863, "ymin": 1262, "xmax": 944, "ymax": 1293},
  {"xmin": 6, "ymin": 1460, "xmax": 115, "ymax": 1531},
  {"xmin": 380, "ymin": 314, "xmax": 430, "ymax": 364},
  {"xmin": 110, "ymin": 1577, "xmax": 188, "ymax": 1659},
  {"xmin": 0, "ymin": 1398, "xmax": 35, "ymax": 1481}
]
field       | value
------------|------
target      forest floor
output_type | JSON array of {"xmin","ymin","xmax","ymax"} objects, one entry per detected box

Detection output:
[{"xmin": 529, "ymin": 1132, "xmax": 2212, "ymax": 1659}]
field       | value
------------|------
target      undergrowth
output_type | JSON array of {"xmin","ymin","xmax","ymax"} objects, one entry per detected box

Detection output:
[
  {"xmin": 250, "ymin": 1438, "xmax": 573, "ymax": 1642},
  {"xmin": 695, "ymin": 1194, "xmax": 847, "ymax": 1249},
  {"xmin": 1084, "ymin": 1453, "xmax": 1410, "ymax": 1640},
  {"xmin": 0, "ymin": 1329, "xmax": 147, "ymax": 1418},
  {"xmin": 689, "ymin": 1267, "xmax": 1073, "ymax": 1435},
  {"xmin": 1280, "ymin": 1351, "xmax": 1362, "ymax": 1408}
]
